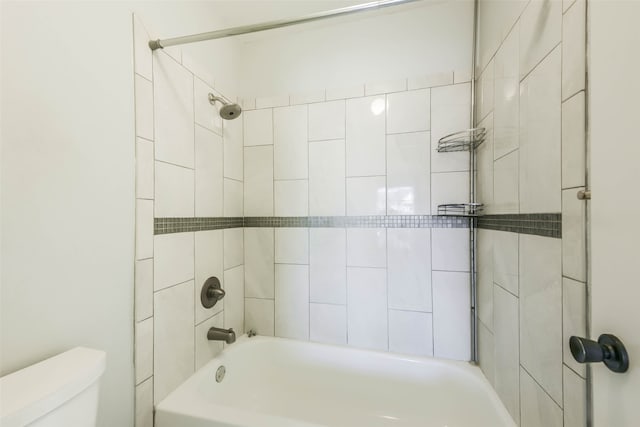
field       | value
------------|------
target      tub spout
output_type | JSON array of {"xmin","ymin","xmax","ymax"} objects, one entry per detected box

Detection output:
[{"xmin": 207, "ymin": 327, "xmax": 236, "ymax": 344}]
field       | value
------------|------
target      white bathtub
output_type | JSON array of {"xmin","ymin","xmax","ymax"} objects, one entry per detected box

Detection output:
[{"xmin": 156, "ymin": 336, "xmax": 515, "ymax": 427}]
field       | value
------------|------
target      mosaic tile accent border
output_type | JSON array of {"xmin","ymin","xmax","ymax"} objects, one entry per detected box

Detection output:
[
  {"xmin": 155, "ymin": 215, "xmax": 470, "ymax": 234},
  {"xmin": 477, "ymin": 213, "xmax": 562, "ymax": 238},
  {"xmin": 155, "ymin": 217, "xmax": 243, "ymax": 235}
]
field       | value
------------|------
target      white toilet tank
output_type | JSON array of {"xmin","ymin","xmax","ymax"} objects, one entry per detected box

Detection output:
[{"xmin": 0, "ymin": 347, "xmax": 106, "ymax": 427}]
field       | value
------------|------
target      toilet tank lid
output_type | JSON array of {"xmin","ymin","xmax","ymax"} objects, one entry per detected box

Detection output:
[{"xmin": 0, "ymin": 347, "xmax": 106, "ymax": 426}]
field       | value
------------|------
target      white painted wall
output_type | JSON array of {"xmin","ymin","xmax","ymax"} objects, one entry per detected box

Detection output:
[
  {"xmin": 0, "ymin": 2, "xmax": 236, "ymax": 426},
  {"xmin": 237, "ymin": 0, "xmax": 474, "ymax": 97}
]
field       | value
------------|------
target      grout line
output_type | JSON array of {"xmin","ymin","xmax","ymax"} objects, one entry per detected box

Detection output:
[{"xmin": 520, "ymin": 364, "xmax": 564, "ymax": 410}]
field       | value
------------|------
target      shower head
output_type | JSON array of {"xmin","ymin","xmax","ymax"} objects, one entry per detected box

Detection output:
[{"xmin": 208, "ymin": 93, "xmax": 242, "ymax": 120}]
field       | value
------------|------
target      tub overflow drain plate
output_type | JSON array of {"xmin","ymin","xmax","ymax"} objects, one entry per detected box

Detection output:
[{"xmin": 215, "ymin": 365, "xmax": 226, "ymax": 383}]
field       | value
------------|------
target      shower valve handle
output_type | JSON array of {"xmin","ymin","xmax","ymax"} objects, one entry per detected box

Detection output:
[{"xmin": 569, "ymin": 334, "xmax": 629, "ymax": 373}]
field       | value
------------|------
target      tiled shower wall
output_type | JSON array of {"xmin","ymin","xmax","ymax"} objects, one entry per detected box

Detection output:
[
  {"xmin": 475, "ymin": 0, "xmax": 587, "ymax": 425},
  {"xmin": 132, "ymin": 16, "xmax": 244, "ymax": 427},
  {"xmin": 241, "ymin": 72, "xmax": 477, "ymax": 360}
]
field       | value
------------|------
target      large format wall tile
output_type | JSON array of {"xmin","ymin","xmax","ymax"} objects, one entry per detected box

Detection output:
[
  {"xmin": 154, "ymin": 280, "xmax": 195, "ymax": 403},
  {"xmin": 346, "ymin": 228, "xmax": 386, "ymax": 268},
  {"xmin": 224, "ymin": 266, "xmax": 245, "ymax": 335},
  {"xmin": 493, "ymin": 231, "xmax": 519, "ymax": 296},
  {"xmin": 520, "ymin": 368, "xmax": 563, "ymax": 427},
  {"xmin": 386, "ymin": 89, "xmax": 430, "ymax": 134},
  {"xmin": 244, "ymin": 228, "xmax": 274, "ymax": 299},
  {"xmin": 244, "ymin": 146, "xmax": 273, "ymax": 216},
  {"xmin": 274, "ymin": 180, "xmax": 308, "ymax": 217},
  {"xmin": 561, "ymin": 92, "xmax": 586, "ymax": 189},
  {"xmin": 493, "ymin": 284, "xmax": 520, "ymax": 421},
  {"xmin": 275, "ymin": 264, "xmax": 310, "ymax": 340},
  {"xmin": 346, "ymin": 96, "xmax": 386, "ymax": 177},
  {"xmin": 194, "ymin": 312, "xmax": 224, "ymax": 370},
  {"xmin": 493, "ymin": 27, "xmax": 519, "ymax": 159},
  {"xmin": 477, "ymin": 229, "xmax": 493, "ymax": 330},
  {"xmin": 310, "ymin": 303, "xmax": 347, "ymax": 345},
  {"xmin": 562, "ymin": 0, "xmax": 586, "ymax": 100},
  {"xmin": 194, "ymin": 230, "xmax": 224, "ymax": 324},
  {"xmin": 154, "ymin": 53, "xmax": 194, "ymax": 168},
  {"xmin": 194, "ymin": 78, "xmax": 222, "ymax": 134},
  {"xmin": 519, "ymin": 47, "xmax": 561, "ymax": 213},
  {"xmin": 433, "ymin": 271, "xmax": 470, "ymax": 360},
  {"xmin": 346, "ymin": 176, "xmax": 386, "ymax": 216},
  {"xmin": 275, "ymin": 228, "xmax": 309, "ymax": 265},
  {"xmin": 155, "ymin": 161, "xmax": 194, "ymax": 217},
  {"xmin": 309, "ymin": 140, "xmax": 345, "ymax": 215},
  {"xmin": 386, "ymin": 132, "xmax": 431, "ymax": 215},
  {"xmin": 310, "ymin": 228, "xmax": 346, "ymax": 305},
  {"xmin": 245, "ymin": 298, "xmax": 274, "ymax": 336},
  {"xmin": 431, "ymin": 83, "xmax": 470, "ymax": 173},
  {"xmin": 387, "ymin": 229, "xmax": 432, "ymax": 312},
  {"xmin": 243, "ymin": 109, "xmax": 273, "ymax": 146},
  {"xmin": 562, "ymin": 188, "xmax": 586, "ymax": 281},
  {"xmin": 309, "ymin": 100, "xmax": 345, "ymax": 141},
  {"xmin": 519, "ymin": 234, "xmax": 562, "ymax": 404},
  {"xmin": 154, "ymin": 232, "xmax": 194, "ymax": 292},
  {"xmin": 389, "ymin": 310, "xmax": 433, "ymax": 356},
  {"xmin": 562, "ymin": 277, "xmax": 586, "ymax": 377},
  {"xmin": 347, "ymin": 267, "xmax": 388, "ymax": 351},
  {"xmin": 195, "ymin": 125, "xmax": 223, "ymax": 217},
  {"xmin": 432, "ymin": 228, "xmax": 470, "ymax": 272},
  {"xmin": 493, "ymin": 150, "xmax": 519, "ymax": 213},
  {"xmin": 223, "ymin": 115, "xmax": 244, "ymax": 181},
  {"xmin": 135, "ymin": 75, "xmax": 154, "ymax": 141},
  {"xmin": 274, "ymin": 105, "xmax": 308, "ymax": 180},
  {"xmin": 519, "ymin": 0, "xmax": 562, "ymax": 80}
]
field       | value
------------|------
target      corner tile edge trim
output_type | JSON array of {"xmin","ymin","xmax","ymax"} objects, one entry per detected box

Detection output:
[
  {"xmin": 154, "ymin": 215, "xmax": 471, "ymax": 234},
  {"xmin": 477, "ymin": 213, "xmax": 562, "ymax": 238}
]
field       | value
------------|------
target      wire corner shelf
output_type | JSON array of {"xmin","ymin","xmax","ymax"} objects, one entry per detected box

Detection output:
[
  {"xmin": 437, "ymin": 203, "xmax": 484, "ymax": 217},
  {"xmin": 437, "ymin": 127, "xmax": 487, "ymax": 153}
]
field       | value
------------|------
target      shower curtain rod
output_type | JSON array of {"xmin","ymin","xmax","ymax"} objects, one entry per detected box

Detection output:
[{"xmin": 149, "ymin": 0, "xmax": 425, "ymax": 50}]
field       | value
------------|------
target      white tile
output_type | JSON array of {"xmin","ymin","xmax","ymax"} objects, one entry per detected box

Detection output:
[
  {"xmin": 563, "ymin": 366, "xmax": 587, "ymax": 427},
  {"xmin": 519, "ymin": 46, "xmax": 561, "ymax": 213},
  {"xmin": 389, "ymin": 310, "xmax": 433, "ymax": 357},
  {"xmin": 275, "ymin": 228, "xmax": 309, "ymax": 264},
  {"xmin": 308, "ymin": 100, "xmax": 345, "ymax": 141},
  {"xmin": 195, "ymin": 312, "xmax": 224, "ymax": 370},
  {"xmin": 195, "ymin": 126, "xmax": 223, "ymax": 217},
  {"xmin": 477, "ymin": 114, "xmax": 494, "ymax": 211},
  {"xmin": 432, "ymin": 228, "xmax": 470, "ymax": 272},
  {"xmin": 346, "ymin": 96, "xmax": 386, "ymax": 176},
  {"xmin": 291, "ymin": 89, "xmax": 325, "ymax": 105},
  {"xmin": 135, "ymin": 378, "xmax": 153, "ymax": 427},
  {"xmin": 430, "ymin": 172, "xmax": 469, "ymax": 215},
  {"xmin": 243, "ymin": 109, "xmax": 273, "ymax": 146},
  {"xmin": 365, "ymin": 78, "xmax": 407, "ymax": 95},
  {"xmin": 493, "ymin": 285, "xmax": 520, "ymax": 421},
  {"xmin": 408, "ymin": 71, "xmax": 453, "ymax": 90},
  {"xmin": 310, "ymin": 303, "xmax": 347, "ymax": 345},
  {"xmin": 275, "ymin": 264, "xmax": 310, "ymax": 340},
  {"xmin": 387, "ymin": 229, "xmax": 432, "ymax": 312},
  {"xmin": 494, "ymin": 150, "xmax": 519, "ymax": 213},
  {"xmin": 154, "ymin": 232, "xmax": 194, "ymax": 291},
  {"xmin": 477, "ymin": 229, "xmax": 493, "ymax": 330},
  {"xmin": 194, "ymin": 78, "xmax": 222, "ymax": 134},
  {"xmin": 309, "ymin": 140, "xmax": 346, "ymax": 216},
  {"xmin": 224, "ymin": 266, "xmax": 244, "ymax": 334},
  {"xmin": 387, "ymin": 132, "xmax": 431, "ymax": 215},
  {"xmin": 223, "ymin": 228, "xmax": 243, "ymax": 269},
  {"xmin": 347, "ymin": 267, "xmax": 388, "ymax": 351},
  {"xmin": 310, "ymin": 228, "xmax": 347, "ymax": 305},
  {"xmin": 195, "ymin": 230, "xmax": 224, "ymax": 324},
  {"xmin": 136, "ymin": 138, "xmax": 154, "ymax": 200},
  {"xmin": 563, "ymin": 277, "xmax": 587, "ymax": 377},
  {"xmin": 326, "ymin": 84, "xmax": 365, "ymax": 100},
  {"xmin": 431, "ymin": 83, "xmax": 471, "ymax": 173},
  {"xmin": 245, "ymin": 298, "xmax": 274, "ymax": 336},
  {"xmin": 519, "ymin": 0, "xmax": 562, "ymax": 79},
  {"xmin": 155, "ymin": 162, "xmax": 194, "ymax": 217},
  {"xmin": 563, "ymin": 0, "xmax": 576, "ymax": 12},
  {"xmin": 493, "ymin": 231, "xmax": 519, "ymax": 296},
  {"xmin": 239, "ymin": 97, "xmax": 256, "ymax": 110},
  {"xmin": 386, "ymin": 89, "xmax": 430, "ymax": 134},
  {"xmin": 274, "ymin": 105, "xmax": 308, "ymax": 180},
  {"xmin": 520, "ymin": 368, "xmax": 563, "ymax": 427},
  {"xmin": 274, "ymin": 180, "xmax": 308, "ymax": 217},
  {"xmin": 493, "ymin": 27, "xmax": 520, "ymax": 159},
  {"xmin": 432, "ymin": 271, "xmax": 471, "ymax": 361},
  {"xmin": 346, "ymin": 228, "xmax": 386, "ymax": 268},
  {"xmin": 135, "ymin": 258, "xmax": 153, "ymax": 322},
  {"xmin": 182, "ymin": 53, "xmax": 214, "ymax": 88},
  {"xmin": 133, "ymin": 15, "xmax": 152, "ymax": 81},
  {"xmin": 477, "ymin": 60, "xmax": 494, "ymax": 121},
  {"xmin": 519, "ymin": 234, "xmax": 562, "ymax": 404},
  {"xmin": 244, "ymin": 146, "xmax": 273, "ymax": 216},
  {"xmin": 223, "ymin": 179, "xmax": 243, "ymax": 217},
  {"xmin": 256, "ymin": 94, "xmax": 289, "ymax": 109},
  {"xmin": 561, "ymin": 92, "xmax": 586, "ymax": 189},
  {"xmin": 135, "ymin": 317, "xmax": 153, "ymax": 384},
  {"xmin": 135, "ymin": 199, "xmax": 153, "ymax": 260},
  {"xmin": 154, "ymin": 280, "xmax": 194, "ymax": 403},
  {"xmin": 454, "ymin": 69, "xmax": 473, "ymax": 83},
  {"xmin": 244, "ymin": 228, "xmax": 274, "ymax": 299},
  {"xmin": 346, "ymin": 176, "xmax": 386, "ymax": 216},
  {"xmin": 562, "ymin": 0, "xmax": 586, "ymax": 100},
  {"xmin": 476, "ymin": 1, "xmax": 528, "ymax": 72},
  {"xmin": 135, "ymin": 74, "xmax": 154, "ymax": 141},
  {"xmin": 223, "ymin": 115, "xmax": 244, "ymax": 181},
  {"xmin": 562, "ymin": 188, "xmax": 586, "ymax": 281},
  {"xmin": 478, "ymin": 321, "xmax": 495, "ymax": 385},
  {"xmin": 154, "ymin": 52, "xmax": 194, "ymax": 168}
]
